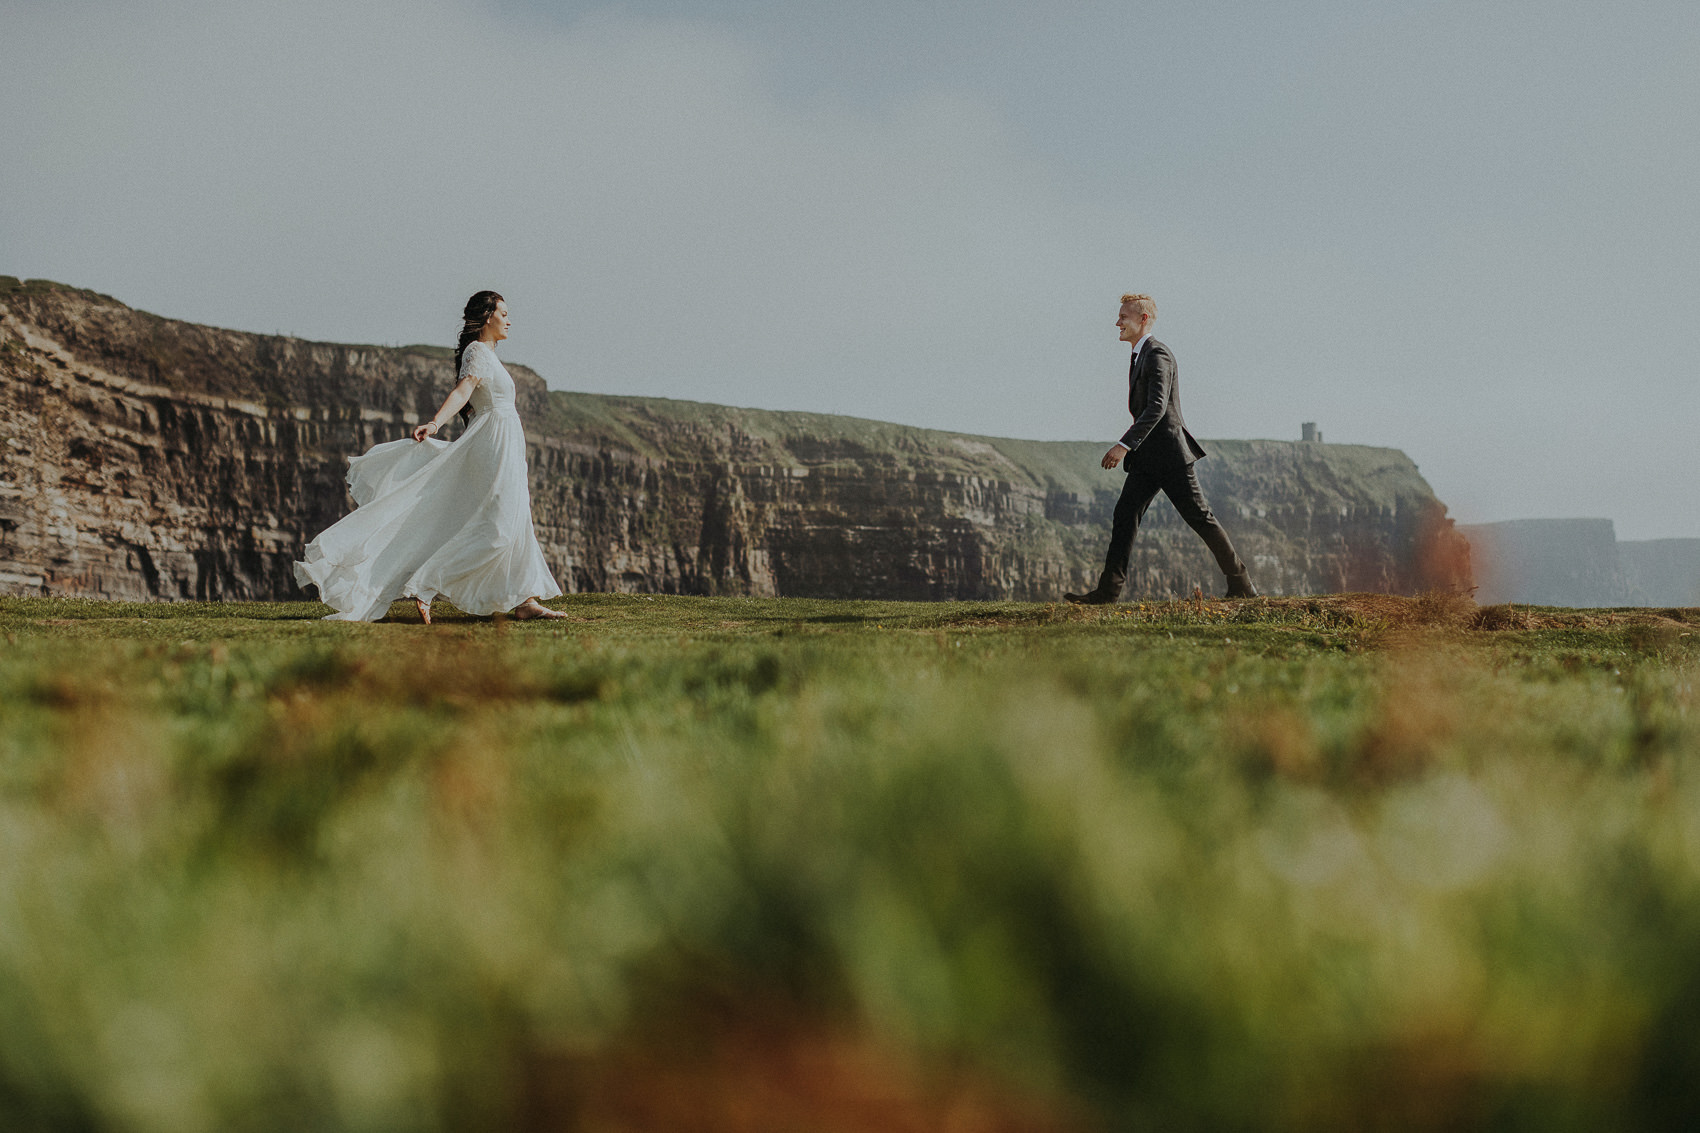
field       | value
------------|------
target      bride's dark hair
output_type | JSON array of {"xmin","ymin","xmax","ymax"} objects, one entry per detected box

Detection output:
[{"xmin": 451, "ymin": 290, "xmax": 504, "ymax": 426}]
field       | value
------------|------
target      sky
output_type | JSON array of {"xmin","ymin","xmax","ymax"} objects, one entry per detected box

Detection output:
[{"xmin": 3, "ymin": 0, "xmax": 1697, "ymax": 539}]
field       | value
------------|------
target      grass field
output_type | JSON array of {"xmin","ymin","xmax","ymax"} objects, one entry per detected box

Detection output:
[{"xmin": 2, "ymin": 593, "xmax": 1698, "ymax": 1132}]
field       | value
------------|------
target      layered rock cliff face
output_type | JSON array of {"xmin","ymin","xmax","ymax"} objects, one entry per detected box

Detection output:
[{"xmin": 1, "ymin": 279, "xmax": 1471, "ymax": 603}]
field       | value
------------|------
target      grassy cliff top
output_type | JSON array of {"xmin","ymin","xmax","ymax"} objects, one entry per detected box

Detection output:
[
  {"xmin": 0, "ymin": 276, "xmax": 126, "ymax": 306},
  {"xmin": 0, "ymin": 278, "xmax": 466, "ymax": 362},
  {"xmin": 538, "ymin": 389, "xmax": 1438, "ymax": 506}
]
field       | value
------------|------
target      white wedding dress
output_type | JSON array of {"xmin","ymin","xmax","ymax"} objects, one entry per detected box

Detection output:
[{"xmin": 293, "ymin": 340, "xmax": 563, "ymax": 621}]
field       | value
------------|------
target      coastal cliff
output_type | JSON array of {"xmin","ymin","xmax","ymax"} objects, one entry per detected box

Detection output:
[
  {"xmin": 1, "ymin": 279, "xmax": 1471, "ymax": 602},
  {"xmin": 1462, "ymin": 519, "xmax": 1700, "ymax": 607}
]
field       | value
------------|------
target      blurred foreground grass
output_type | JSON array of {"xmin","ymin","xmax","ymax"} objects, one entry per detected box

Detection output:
[{"xmin": 1, "ymin": 593, "xmax": 1698, "ymax": 1131}]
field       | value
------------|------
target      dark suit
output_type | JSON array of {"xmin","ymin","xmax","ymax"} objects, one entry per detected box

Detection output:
[{"xmin": 1095, "ymin": 337, "xmax": 1249, "ymax": 597}]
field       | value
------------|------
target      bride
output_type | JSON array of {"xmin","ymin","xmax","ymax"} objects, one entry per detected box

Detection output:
[{"xmin": 293, "ymin": 291, "xmax": 567, "ymax": 623}]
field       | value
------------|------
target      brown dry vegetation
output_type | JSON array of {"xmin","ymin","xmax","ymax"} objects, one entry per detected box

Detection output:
[{"xmin": 1241, "ymin": 592, "xmax": 1700, "ymax": 633}]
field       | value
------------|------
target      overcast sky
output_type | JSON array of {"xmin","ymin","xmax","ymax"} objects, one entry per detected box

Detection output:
[{"xmin": 4, "ymin": 0, "xmax": 1697, "ymax": 539}]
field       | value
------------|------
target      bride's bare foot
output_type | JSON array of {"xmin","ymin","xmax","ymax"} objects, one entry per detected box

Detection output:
[
  {"xmin": 513, "ymin": 598, "xmax": 568, "ymax": 620},
  {"xmin": 415, "ymin": 598, "xmax": 432, "ymax": 625}
]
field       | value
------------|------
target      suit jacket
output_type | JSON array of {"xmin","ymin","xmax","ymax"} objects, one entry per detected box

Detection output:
[{"xmin": 1117, "ymin": 337, "xmax": 1207, "ymax": 472}]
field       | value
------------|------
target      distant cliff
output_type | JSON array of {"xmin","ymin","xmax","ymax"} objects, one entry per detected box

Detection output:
[
  {"xmin": 1620, "ymin": 540, "xmax": 1700, "ymax": 606},
  {"xmin": 1463, "ymin": 519, "xmax": 1700, "ymax": 607},
  {"xmin": 1, "ymin": 278, "xmax": 1471, "ymax": 603}
]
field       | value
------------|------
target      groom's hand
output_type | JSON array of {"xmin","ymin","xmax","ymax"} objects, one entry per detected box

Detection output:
[{"xmin": 1102, "ymin": 444, "xmax": 1128, "ymax": 470}]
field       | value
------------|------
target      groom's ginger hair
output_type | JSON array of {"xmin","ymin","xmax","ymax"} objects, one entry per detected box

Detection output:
[{"xmin": 1120, "ymin": 293, "xmax": 1156, "ymax": 320}]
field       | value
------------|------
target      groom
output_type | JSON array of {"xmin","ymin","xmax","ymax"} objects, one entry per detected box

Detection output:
[{"xmin": 1065, "ymin": 293, "xmax": 1257, "ymax": 604}]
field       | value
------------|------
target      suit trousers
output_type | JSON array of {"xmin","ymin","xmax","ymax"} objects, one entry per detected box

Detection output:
[{"xmin": 1099, "ymin": 461, "xmax": 1247, "ymax": 597}]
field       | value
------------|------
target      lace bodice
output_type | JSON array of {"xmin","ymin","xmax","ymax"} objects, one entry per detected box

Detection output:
[{"xmin": 460, "ymin": 341, "xmax": 517, "ymax": 416}]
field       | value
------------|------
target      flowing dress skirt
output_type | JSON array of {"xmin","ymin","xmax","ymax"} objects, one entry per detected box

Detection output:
[{"xmin": 293, "ymin": 408, "xmax": 562, "ymax": 621}]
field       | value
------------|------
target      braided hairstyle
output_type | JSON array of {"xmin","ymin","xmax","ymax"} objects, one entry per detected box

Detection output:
[{"xmin": 451, "ymin": 290, "xmax": 504, "ymax": 426}]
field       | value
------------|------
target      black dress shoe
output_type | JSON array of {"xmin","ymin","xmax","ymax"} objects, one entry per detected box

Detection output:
[
  {"xmin": 1063, "ymin": 590, "xmax": 1117, "ymax": 606},
  {"xmin": 1223, "ymin": 576, "xmax": 1258, "ymax": 599}
]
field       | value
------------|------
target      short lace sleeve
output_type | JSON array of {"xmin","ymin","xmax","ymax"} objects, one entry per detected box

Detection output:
[{"xmin": 460, "ymin": 341, "xmax": 497, "ymax": 386}]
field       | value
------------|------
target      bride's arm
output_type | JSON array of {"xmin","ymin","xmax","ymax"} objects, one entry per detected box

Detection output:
[{"xmin": 412, "ymin": 375, "xmax": 480, "ymax": 442}]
